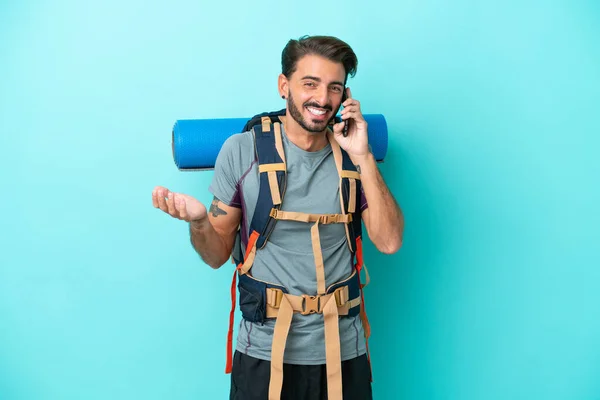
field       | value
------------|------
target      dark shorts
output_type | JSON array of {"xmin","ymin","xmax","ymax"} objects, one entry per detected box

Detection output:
[{"xmin": 229, "ymin": 350, "xmax": 373, "ymax": 400}]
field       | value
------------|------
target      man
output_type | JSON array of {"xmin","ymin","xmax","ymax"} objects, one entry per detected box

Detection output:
[{"xmin": 152, "ymin": 35, "xmax": 404, "ymax": 399}]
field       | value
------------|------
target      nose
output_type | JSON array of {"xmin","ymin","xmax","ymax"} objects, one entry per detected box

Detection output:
[{"xmin": 314, "ymin": 85, "xmax": 329, "ymax": 107}]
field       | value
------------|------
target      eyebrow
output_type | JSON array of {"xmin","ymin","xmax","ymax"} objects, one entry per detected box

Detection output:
[{"xmin": 301, "ymin": 75, "xmax": 345, "ymax": 87}]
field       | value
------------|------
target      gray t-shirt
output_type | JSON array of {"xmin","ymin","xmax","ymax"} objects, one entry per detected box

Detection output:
[{"xmin": 209, "ymin": 126, "xmax": 368, "ymax": 364}]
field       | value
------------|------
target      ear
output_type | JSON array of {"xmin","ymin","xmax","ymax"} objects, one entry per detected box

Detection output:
[{"xmin": 278, "ymin": 74, "xmax": 289, "ymax": 99}]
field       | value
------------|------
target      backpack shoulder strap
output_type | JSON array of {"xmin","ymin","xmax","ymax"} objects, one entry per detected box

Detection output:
[
  {"xmin": 327, "ymin": 131, "xmax": 363, "ymax": 254},
  {"xmin": 341, "ymin": 147, "xmax": 363, "ymax": 253},
  {"xmin": 248, "ymin": 117, "xmax": 287, "ymax": 249}
]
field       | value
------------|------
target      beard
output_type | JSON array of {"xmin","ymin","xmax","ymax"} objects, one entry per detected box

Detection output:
[{"xmin": 287, "ymin": 90, "xmax": 336, "ymax": 134}]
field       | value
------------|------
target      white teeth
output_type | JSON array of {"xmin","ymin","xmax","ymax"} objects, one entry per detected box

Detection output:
[{"xmin": 307, "ymin": 107, "xmax": 326, "ymax": 116}]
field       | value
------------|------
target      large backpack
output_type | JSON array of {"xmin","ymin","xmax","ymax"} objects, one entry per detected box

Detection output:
[{"xmin": 225, "ymin": 110, "xmax": 371, "ymax": 400}]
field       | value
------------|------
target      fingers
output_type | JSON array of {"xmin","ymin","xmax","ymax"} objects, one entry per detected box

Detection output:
[
  {"xmin": 166, "ymin": 191, "xmax": 176, "ymax": 215},
  {"xmin": 332, "ymin": 120, "xmax": 345, "ymax": 135},
  {"xmin": 341, "ymin": 98, "xmax": 361, "ymax": 112},
  {"xmin": 152, "ymin": 187, "xmax": 159, "ymax": 208},
  {"xmin": 154, "ymin": 187, "xmax": 169, "ymax": 212},
  {"xmin": 153, "ymin": 186, "xmax": 184, "ymax": 219},
  {"xmin": 340, "ymin": 110, "xmax": 364, "ymax": 122},
  {"xmin": 342, "ymin": 87, "xmax": 355, "ymax": 107},
  {"xmin": 341, "ymin": 96, "xmax": 365, "ymax": 126},
  {"xmin": 174, "ymin": 194, "xmax": 189, "ymax": 220}
]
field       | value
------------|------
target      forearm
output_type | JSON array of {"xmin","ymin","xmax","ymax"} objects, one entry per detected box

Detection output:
[
  {"xmin": 189, "ymin": 218, "xmax": 231, "ymax": 269},
  {"xmin": 351, "ymin": 152, "xmax": 404, "ymax": 254}
]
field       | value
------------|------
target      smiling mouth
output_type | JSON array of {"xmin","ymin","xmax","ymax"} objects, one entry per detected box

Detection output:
[{"xmin": 306, "ymin": 106, "xmax": 328, "ymax": 117}]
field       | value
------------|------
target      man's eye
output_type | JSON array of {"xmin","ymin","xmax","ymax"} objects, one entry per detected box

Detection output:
[{"xmin": 305, "ymin": 82, "xmax": 316, "ymax": 87}]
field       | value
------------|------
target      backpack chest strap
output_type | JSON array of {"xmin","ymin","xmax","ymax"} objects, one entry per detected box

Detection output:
[{"xmin": 269, "ymin": 209, "xmax": 352, "ymax": 224}]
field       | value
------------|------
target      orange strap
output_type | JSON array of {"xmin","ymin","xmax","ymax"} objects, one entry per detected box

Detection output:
[
  {"xmin": 225, "ymin": 230, "xmax": 260, "ymax": 374},
  {"xmin": 356, "ymin": 236, "xmax": 364, "ymax": 272},
  {"xmin": 225, "ymin": 269, "xmax": 237, "ymax": 374},
  {"xmin": 238, "ymin": 230, "xmax": 260, "ymax": 274}
]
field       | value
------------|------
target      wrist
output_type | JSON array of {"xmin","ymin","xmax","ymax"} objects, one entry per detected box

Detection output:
[
  {"xmin": 349, "ymin": 151, "xmax": 373, "ymax": 166},
  {"xmin": 190, "ymin": 216, "xmax": 209, "ymax": 230}
]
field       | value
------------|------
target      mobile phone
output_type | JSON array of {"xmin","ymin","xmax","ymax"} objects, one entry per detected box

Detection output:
[{"xmin": 341, "ymin": 89, "xmax": 349, "ymax": 137}]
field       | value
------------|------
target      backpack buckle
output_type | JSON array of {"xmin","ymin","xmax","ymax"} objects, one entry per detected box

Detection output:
[
  {"xmin": 320, "ymin": 214, "xmax": 337, "ymax": 224},
  {"xmin": 267, "ymin": 288, "xmax": 284, "ymax": 308},
  {"xmin": 301, "ymin": 295, "xmax": 321, "ymax": 315},
  {"xmin": 333, "ymin": 286, "xmax": 349, "ymax": 307}
]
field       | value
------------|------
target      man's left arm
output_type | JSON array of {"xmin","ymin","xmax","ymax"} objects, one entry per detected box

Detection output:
[
  {"xmin": 351, "ymin": 152, "xmax": 404, "ymax": 254},
  {"xmin": 333, "ymin": 87, "xmax": 404, "ymax": 254}
]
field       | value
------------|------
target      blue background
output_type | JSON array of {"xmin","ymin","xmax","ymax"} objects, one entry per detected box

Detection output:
[{"xmin": 1, "ymin": 1, "xmax": 599, "ymax": 399}]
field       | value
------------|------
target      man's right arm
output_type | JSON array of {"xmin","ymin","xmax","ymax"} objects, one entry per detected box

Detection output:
[{"xmin": 189, "ymin": 196, "xmax": 242, "ymax": 269}]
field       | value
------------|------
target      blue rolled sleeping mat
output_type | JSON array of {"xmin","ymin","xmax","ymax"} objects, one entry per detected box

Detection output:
[{"xmin": 172, "ymin": 110, "xmax": 388, "ymax": 170}]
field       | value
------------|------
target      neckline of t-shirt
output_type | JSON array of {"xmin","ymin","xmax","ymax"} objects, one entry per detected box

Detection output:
[{"xmin": 281, "ymin": 125, "xmax": 332, "ymax": 158}]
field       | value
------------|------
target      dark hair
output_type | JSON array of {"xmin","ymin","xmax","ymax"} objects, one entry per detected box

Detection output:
[{"xmin": 281, "ymin": 35, "xmax": 358, "ymax": 83}]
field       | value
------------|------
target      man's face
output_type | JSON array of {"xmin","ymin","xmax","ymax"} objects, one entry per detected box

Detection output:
[{"xmin": 284, "ymin": 54, "xmax": 346, "ymax": 134}]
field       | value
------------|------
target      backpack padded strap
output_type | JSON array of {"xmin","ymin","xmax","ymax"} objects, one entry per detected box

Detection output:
[
  {"xmin": 250, "ymin": 122, "xmax": 287, "ymax": 248},
  {"xmin": 327, "ymin": 132, "xmax": 355, "ymax": 252}
]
